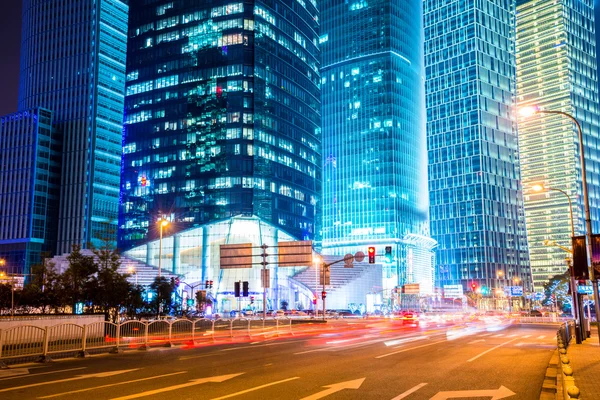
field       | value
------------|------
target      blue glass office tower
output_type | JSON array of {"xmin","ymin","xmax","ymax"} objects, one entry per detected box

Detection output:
[
  {"xmin": 0, "ymin": 109, "xmax": 60, "ymax": 275},
  {"xmin": 119, "ymin": 1, "xmax": 321, "ymax": 249},
  {"xmin": 18, "ymin": 0, "xmax": 129, "ymax": 253},
  {"xmin": 320, "ymin": 0, "xmax": 436, "ymax": 292},
  {"xmin": 424, "ymin": 0, "xmax": 531, "ymax": 293}
]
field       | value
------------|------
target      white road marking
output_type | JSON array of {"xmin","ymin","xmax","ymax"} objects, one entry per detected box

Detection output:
[
  {"xmin": 467, "ymin": 338, "xmax": 519, "ymax": 362},
  {"xmin": 481, "ymin": 333, "xmax": 494, "ymax": 337},
  {"xmin": 430, "ymin": 385, "xmax": 515, "ymax": 400},
  {"xmin": 507, "ymin": 334, "xmax": 517, "ymax": 338},
  {"xmin": 299, "ymin": 378, "xmax": 365, "ymax": 400},
  {"xmin": 294, "ymin": 348, "xmax": 330, "ymax": 355},
  {"xmin": 523, "ymin": 335, "xmax": 532, "ymax": 338},
  {"xmin": 492, "ymin": 334, "xmax": 504, "ymax": 337},
  {"xmin": 111, "ymin": 373, "xmax": 244, "ymax": 400},
  {"xmin": 0, "ymin": 367, "xmax": 86, "ymax": 381},
  {"xmin": 38, "ymin": 372, "xmax": 187, "ymax": 398},
  {"xmin": 179, "ymin": 353, "xmax": 216, "ymax": 361},
  {"xmin": 0, "ymin": 369, "xmax": 138, "ymax": 393},
  {"xmin": 391, "ymin": 383, "xmax": 428, "ymax": 400},
  {"xmin": 467, "ymin": 339, "xmax": 485, "ymax": 344},
  {"xmin": 209, "ymin": 376, "xmax": 300, "ymax": 400},
  {"xmin": 537, "ymin": 335, "xmax": 546, "ymax": 339},
  {"xmin": 220, "ymin": 339, "xmax": 309, "ymax": 351},
  {"xmin": 376, "ymin": 340, "xmax": 447, "ymax": 359}
]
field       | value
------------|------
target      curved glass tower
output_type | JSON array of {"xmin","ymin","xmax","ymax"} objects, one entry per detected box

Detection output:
[
  {"xmin": 120, "ymin": 0, "xmax": 321, "ymax": 249},
  {"xmin": 320, "ymin": 0, "xmax": 433, "ymax": 289}
]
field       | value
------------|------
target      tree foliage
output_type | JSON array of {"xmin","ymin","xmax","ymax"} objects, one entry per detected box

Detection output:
[{"xmin": 543, "ymin": 270, "xmax": 571, "ymax": 313}]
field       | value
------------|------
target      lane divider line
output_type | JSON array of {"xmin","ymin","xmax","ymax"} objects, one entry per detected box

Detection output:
[
  {"xmin": 209, "ymin": 376, "xmax": 300, "ymax": 400},
  {"xmin": 467, "ymin": 338, "xmax": 519, "ymax": 362},
  {"xmin": 391, "ymin": 383, "xmax": 428, "ymax": 400},
  {"xmin": 376, "ymin": 340, "xmax": 447, "ymax": 359}
]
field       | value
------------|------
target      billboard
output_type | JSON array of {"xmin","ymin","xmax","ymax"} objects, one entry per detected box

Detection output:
[
  {"xmin": 572, "ymin": 235, "xmax": 589, "ymax": 280},
  {"xmin": 503, "ymin": 286, "xmax": 523, "ymax": 296}
]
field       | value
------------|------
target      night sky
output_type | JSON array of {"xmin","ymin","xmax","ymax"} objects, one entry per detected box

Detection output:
[{"xmin": 0, "ymin": 0, "xmax": 22, "ymax": 116}]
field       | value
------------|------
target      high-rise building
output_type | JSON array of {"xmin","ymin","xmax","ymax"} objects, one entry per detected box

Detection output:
[
  {"xmin": 119, "ymin": 0, "xmax": 321, "ymax": 250},
  {"xmin": 424, "ymin": 0, "xmax": 531, "ymax": 294},
  {"xmin": 0, "ymin": 109, "xmax": 61, "ymax": 275},
  {"xmin": 319, "ymin": 0, "xmax": 436, "ymax": 293},
  {"xmin": 516, "ymin": 0, "xmax": 600, "ymax": 292},
  {"xmin": 18, "ymin": 0, "xmax": 129, "ymax": 253}
]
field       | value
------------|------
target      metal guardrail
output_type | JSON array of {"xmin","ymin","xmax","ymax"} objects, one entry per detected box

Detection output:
[
  {"xmin": 0, "ymin": 317, "xmax": 305, "ymax": 366},
  {"xmin": 556, "ymin": 321, "xmax": 580, "ymax": 399}
]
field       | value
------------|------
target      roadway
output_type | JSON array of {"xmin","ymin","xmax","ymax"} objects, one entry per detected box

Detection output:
[{"xmin": 0, "ymin": 319, "xmax": 559, "ymax": 399}]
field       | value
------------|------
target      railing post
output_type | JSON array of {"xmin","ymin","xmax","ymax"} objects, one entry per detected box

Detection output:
[
  {"xmin": 0, "ymin": 329, "xmax": 6, "ymax": 369},
  {"xmin": 229, "ymin": 319, "xmax": 233, "ymax": 338},
  {"xmin": 211, "ymin": 320, "xmax": 216, "ymax": 342},
  {"xmin": 37, "ymin": 326, "xmax": 52, "ymax": 363},
  {"xmin": 139, "ymin": 322, "xmax": 148, "ymax": 350},
  {"xmin": 165, "ymin": 321, "xmax": 173, "ymax": 347},
  {"xmin": 111, "ymin": 322, "xmax": 122, "ymax": 353},
  {"xmin": 78, "ymin": 324, "xmax": 90, "ymax": 358},
  {"xmin": 192, "ymin": 320, "xmax": 196, "ymax": 344}
]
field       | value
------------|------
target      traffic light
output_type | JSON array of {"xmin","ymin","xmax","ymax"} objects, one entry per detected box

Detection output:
[
  {"xmin": 471, "ymin": 282, "xmax": 476, "ymax": 291},
  {"xmin": 242, "ymin": 281, "xmax": 249, "ymax": 297},
  {"xmin": 312, "ymin": 295, "xmax": 317, "ymax": 305},
  {"xmin": 209, "ymin": 280, "xmax": 213, "ymax": 289},
  {"xmin": 321, "ymin": 291, "xmax": 327, "ymax": 299},
  {"xmin": 368, "ymin": 247, "xmax": 375, "ymax": 263},
  {"xmin": 187, "ymin": 298, "xmax": 194, "ymax": 307},
  {"xmin": 384, "ymin": 246, "xmax": 392, "ymax": 263},
  {"xmin": 250, "ymin": 296, "xmax": 255, "ymax": 304},
  {"xmin": 205, "ymin": 280, "xmax": 209, "ymax": 288},
  {"xmin": 234, "ymin": 281, "xmax": 241, "ymax": 297}
]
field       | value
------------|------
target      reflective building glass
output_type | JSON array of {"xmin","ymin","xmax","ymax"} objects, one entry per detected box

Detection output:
[
  {"xmin": 516, "ymin": 0, "xmax": 600, "ymax": 292},
  {"xmin": 424, "ymin": 0, "xmax": 531, "ymax": 292},
  {"xmin": 119, "ymin": 0, "xmax": 321, "ymax": 250},
  {"xmin": 320, "ymin": 0, "xmax": 435, "ymax": 292}
]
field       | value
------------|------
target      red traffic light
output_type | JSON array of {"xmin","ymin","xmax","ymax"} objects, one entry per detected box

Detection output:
[
  {"xmin": 471, "ymin": 283, "xmax": 476, "ymax": 290},
  {"xmin": 321, "ymin": 291, "xmax": 327, "ymax": 299},
  {"xmin": 368, "ymin": 247, "xmax": 375, "ymax": 263},
  {"xmin": 312, "ymin": 295, "xmax": 317, "ymax": 305}
]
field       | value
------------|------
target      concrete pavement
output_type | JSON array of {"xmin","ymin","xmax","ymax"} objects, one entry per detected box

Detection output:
[
  {"xmin": 0, "ymin": 321, "xmax": 559, "ymax": 399},
  {"xmin": 563, "ymin": 331, "xmax": 600, "ymax": 398}
]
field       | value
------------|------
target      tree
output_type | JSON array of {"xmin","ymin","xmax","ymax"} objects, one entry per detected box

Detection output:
[
  {"xmin": 62, "ymin": 245, "xmax": 98, "ymax": 311},
  {"xmin": 21, "ymin": 254, "xmax": 63, "ymax": 314},
  {"xmin": 150, "ymin": 277, "xmax": 176, "ymax": 315},
  {"xmin": 543, "ymin": 271, "xmax": 571, "ymax": 313},
  {"xmin": 195, "ymin": 290, "xmax": 212, "ymax": 312}
]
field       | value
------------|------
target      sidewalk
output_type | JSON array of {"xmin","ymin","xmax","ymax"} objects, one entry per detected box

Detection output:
[{"xmin": 566, "ymin": 331, "xmax": 600, "ymax": 398}]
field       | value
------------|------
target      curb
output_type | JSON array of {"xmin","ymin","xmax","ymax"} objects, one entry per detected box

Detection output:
[{"xmin": 540, "ymin": 349, "xmax": 559, "ymax": 400}]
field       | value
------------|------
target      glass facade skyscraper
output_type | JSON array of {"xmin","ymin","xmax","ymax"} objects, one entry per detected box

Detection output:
[
  {"xmin": 424, "ymin": 0, "xmax": 531, "ymax": 293},
  {"xmin": 320, "ymin": 0, "xmax": 435, "ymax": 292},
  {"xmin": 516, "ymin": 0, "xmax": 600, "ymax": 292},
  {"xmin": 119, "ymin": 0, "xmax": 321, "ymax": 250},
  {"xmin": 0, "ymin": 109, "xmax": 60, "ymax": 275},
  {"xmin": 18, "ymin": 0, "xmax": 129, "ymax": 253}
]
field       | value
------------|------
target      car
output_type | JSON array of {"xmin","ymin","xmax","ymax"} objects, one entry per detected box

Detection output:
[
  {"xmin": 272, "ymin": 310, "xmax": 285, "ymax": 317},
  {"xmin": 242, "ymin": 310, "xmax": 254, "ymax": 317},
  {"xmin": 529, "ymin": 310, "xmax": 544, "ymax": 317},
  {"xmin": 402, "ymin": 312, "xmax": 419, "ymax": 326}
]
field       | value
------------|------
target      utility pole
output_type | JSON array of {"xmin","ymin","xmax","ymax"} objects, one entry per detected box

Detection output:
[
  {"xmin": 322, "ymin": 263, "xmax": 327, "ymax": 321},
  {"xmin": 261, "ymin": 244, "xmax": 268, "ymax": 320}
]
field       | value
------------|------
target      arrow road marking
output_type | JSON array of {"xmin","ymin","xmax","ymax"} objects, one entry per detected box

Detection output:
[
  {"xmin": 0, "ymin": 369, "xmax": 138, "ymax": 393},
  {"xmin": 467, "ymin": 338, "xmax": 519, "ymax": 362},
  {"xmin": 110, "ymin": 373, "xmax": 243, "ymax": 400},
  {"xmin": 300, "ymin": 378, "xmax": 365, "ymax": 400},
  {"xmin": 430, "ymin": 385, "xmax": 515, "ymax": 400},
  {"xmin": 0, "ymin": 367, "xmax": 86, "ymax": 381},
  {"xmin": 39, "ymin": 371, "xmax": 187, "ymax": 399},
  {"xmin": 210, "ymin": 376, "xmax": 300, "ymax": 400},
  {"xmin": 391, "ymin": 383, "xmax": 428, "ymax": 400}
]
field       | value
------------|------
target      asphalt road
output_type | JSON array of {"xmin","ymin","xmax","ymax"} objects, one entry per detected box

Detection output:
[{"xmin": 0, "ymin": 319, "xmax": 559, "ymax": 399}]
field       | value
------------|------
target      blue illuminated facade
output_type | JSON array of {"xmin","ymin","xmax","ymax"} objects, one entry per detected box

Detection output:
[
  {"xmin": 18, "ymin": 0, "xmax": 129, "ymax": 253},
  {"xmin": 320, "ymin": 0, "xmax": 435, "ymax": 292},
  {"xmin": 0, "ymin": 109, "xmax": 60, "ymax": 275},
  {"xmin": 119, "ymin": 0, "xmax": 321, "ymax": 250},
  {"xmin": 424, "ymin": 0, "xmax": 531, "ymax": 293}
]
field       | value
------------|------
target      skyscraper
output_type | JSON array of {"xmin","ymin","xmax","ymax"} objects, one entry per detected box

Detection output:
[
  {"xmin": 18, "ymin": 0, "xmax": 129, "ymax": 253},
  {"xmin": 320, "ymin": 0, "xmax": 436, "ymax": 292},
  {"xmin": 424, "ymin": 0, "xmax": 531, "ymax": 294},
  {"xmin": 0, "ymin": 108, "xmax": 60, "ymax": 275},
  {"xmin": 516, "ymin": 0, "xmax": 600, "ymax": 292},
  {"xmin": 119, "ymin": 0, "xmax": 321, "ymax": 250}
]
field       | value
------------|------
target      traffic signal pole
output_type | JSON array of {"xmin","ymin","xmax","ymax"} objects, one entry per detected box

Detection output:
[
  {"xmin": 261, "ymin": 244, "xmax": 268, "ymax": 320},
  {"xmin": 322, "ymin": 263, "xmax": 327, "ymax": 321}
]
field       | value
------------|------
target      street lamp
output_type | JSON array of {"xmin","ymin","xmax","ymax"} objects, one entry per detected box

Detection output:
[
  {"xmin": 158, "ymin": 219, "xmax": 169, "ymax": 278},
  {"xmin": 128, "ymin": 266, "xmax": 138, "ymax": 286},
  {"xmin": 522, "ymin": 106, "xmax": 599, "ymax": 342}
]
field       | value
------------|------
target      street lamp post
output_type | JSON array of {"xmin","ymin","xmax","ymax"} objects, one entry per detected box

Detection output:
[
  {"xmin": 128, "ymin": 266, "xmax": 138, "ymax": 286},
  {"xmin": 158, "ymin": 219, "xmax": 169, "ymax": 279},
  {"xmin": 533, "ymin": 184, "xmax": 582, "ymax": 343},
  {"xmin": 522, "ymin": 106, "xmax": 600, "ymax": 343}
]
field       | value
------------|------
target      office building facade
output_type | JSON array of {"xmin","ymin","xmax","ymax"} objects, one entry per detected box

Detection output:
[
  {"xmin": 319, "ymin": 0, "xmax": 436, "ymax": 293},
  {"xmin": 516, "ymin": 0, "xmax": 600, "ymax": 292},
  {"xmin": 0, "ymin": 109, "xmax": 60, "ymax": 275},
  {"xmin": 119, "ymin": 0, "xmax": 321, "ymax": 250},
  {"xmin": 425, "ymin": 0, "xmax": 531, "ymax": 293},
  {"xmin": 18, "ymin": 0, "xmax": 129, "ymax": 253}
]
